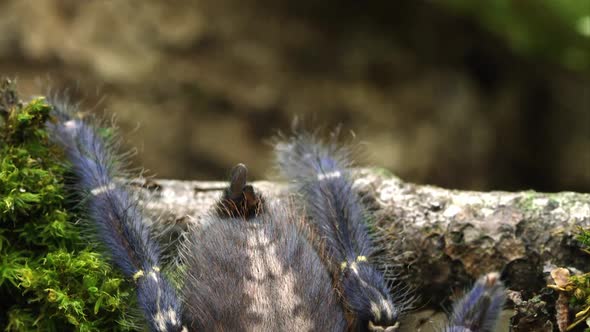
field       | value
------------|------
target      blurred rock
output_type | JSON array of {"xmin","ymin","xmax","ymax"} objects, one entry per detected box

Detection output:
[{"xmin": 0, "ymin": 0, "xmax": 588, "ymax": 191}]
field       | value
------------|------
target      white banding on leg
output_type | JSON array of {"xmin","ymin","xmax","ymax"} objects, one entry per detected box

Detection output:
[
  {"xmin": 317, "ymin": 170, "xmax": 341, "ymax": 181},
  {"xmin": 90, "ymin": 183, "xmax": 116, "ymax": 196}
]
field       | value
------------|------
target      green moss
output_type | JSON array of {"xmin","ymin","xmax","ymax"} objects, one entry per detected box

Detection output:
[
  {"xmin": 560, "ymin": 227, "xmax": 590, "ymax": 331},
  {"xmin": 0, "ymin": 79, "xmax": 141, "ymax": 331}
]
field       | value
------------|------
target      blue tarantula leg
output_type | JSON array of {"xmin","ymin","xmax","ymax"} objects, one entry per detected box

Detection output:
[
  {"xmin": 215, "ymin": 163, "xmax": 264, "ymax": 219},
  {"xmin": 47, "ymin": 101, "xmax": 185, "ymax": 332},
  {"xmin": 275, "ymin": 132, "xmax": 407, "ymax": 330},
  {"xmin": 445, "ymin": 272, "xmax": 506, "ymax": 332}
]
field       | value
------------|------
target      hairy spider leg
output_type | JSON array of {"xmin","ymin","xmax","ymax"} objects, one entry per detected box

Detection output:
[
  {"xmin": 47, "ymin": 101, "xmax": 186, "ymax": 332},
  {"xmin": 275, "ymin": 132, "xmax": 404, "ymax": 331},
  {"xmin": 444, "ymin": 272, "xmax": 506, "ymax": 332}
]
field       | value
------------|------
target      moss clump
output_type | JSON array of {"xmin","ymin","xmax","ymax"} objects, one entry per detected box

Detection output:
[
  {"xmin": 0, "ymin": 79, "xmax": 140, "ymax": 331},
  {"xmin": 548, "ymin": 227, "xmax": 590, "ymax": 331},
  {"xmin": 576, "ymin": 228, "xmax": 590, "ymax": 250}
]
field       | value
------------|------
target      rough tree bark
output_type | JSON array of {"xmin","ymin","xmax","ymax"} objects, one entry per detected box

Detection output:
[{"xmin": 131, "ymin": 170, "xmax": 590, "ymax": 331}]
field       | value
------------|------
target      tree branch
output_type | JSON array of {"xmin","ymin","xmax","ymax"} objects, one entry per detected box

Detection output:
[{"xmin": 132, "ymin": 170, "xmax": 590, "ymax": 331}]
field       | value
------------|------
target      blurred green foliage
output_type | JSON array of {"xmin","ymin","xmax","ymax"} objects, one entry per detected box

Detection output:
[
  {"xmin": 0, "ymin": 80, "xmax": 140, "ymax": 331},
  {"xmin": 444, "ymin": 0, "xmax": 590, "ymax": 71}
]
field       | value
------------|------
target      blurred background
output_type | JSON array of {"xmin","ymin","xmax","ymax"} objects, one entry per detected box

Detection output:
[{"xmin": 0, "ymin": 0, "xmax": 588, "ymax": 192}]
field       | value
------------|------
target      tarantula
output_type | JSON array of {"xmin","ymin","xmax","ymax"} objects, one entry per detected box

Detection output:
[{"xmin": 47, "ymin": 100, "xmax": 506, "ymax": 332}]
